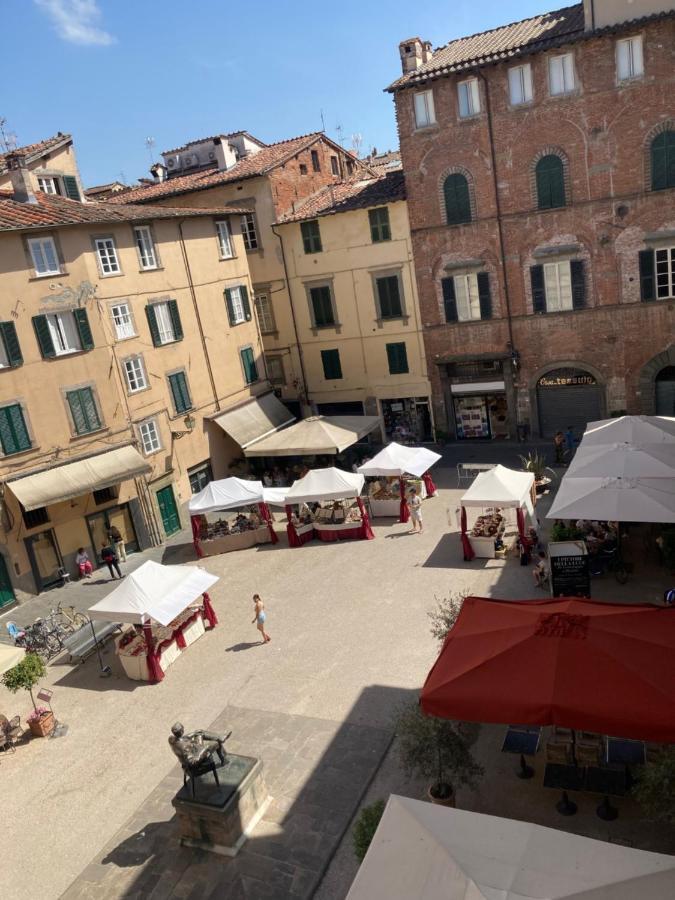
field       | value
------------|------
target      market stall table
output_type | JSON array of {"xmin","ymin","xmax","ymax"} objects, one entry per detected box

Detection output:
[
  {"xmin": 88, "ymin": 560, "xmax": 219, "ymax": 683},
  {"xmin": 188, "ymin": 477, "xmax": 278, "ymax": 558}
]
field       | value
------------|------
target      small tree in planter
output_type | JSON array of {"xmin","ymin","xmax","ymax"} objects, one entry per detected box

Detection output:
[
  {"xmin": 632, "ymin": 748, "xmax": 675, "ymax": 824},
  {"xmin": 396, "ymin": 703, "xmax": 483, "ymax": 805},
  {"xmin": 352, "ymin": 799, "xmax": 386, "ymax": 861},
  {"xmin": 428, "ymin": 593, "xmax": 465, "ymax": 645},
  {"xmin": 1, "ymin": 653, "xmax": 53, "ymax": 737}
]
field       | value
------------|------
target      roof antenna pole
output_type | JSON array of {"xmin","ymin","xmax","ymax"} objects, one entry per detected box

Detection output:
[
  {"xmin": 145, "ymin": 136, "xmax": 156, "ymax": 164},
  {"xmin": 320, "ymin": 109, "xmax": 326, "ymax": 133}
]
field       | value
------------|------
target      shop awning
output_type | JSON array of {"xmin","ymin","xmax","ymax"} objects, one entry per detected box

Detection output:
[
  {"xmin": 212, "ymin": 393, "xmax": 295, "ymax": 450},
  {"xmin": 421, "ymin": 596, "xmax": 675, "ymax": 742},
  {"xmin": 244, "ymin": 415, "xmax": 380, "ymax": 457},
  {"xmin": 5, "ymin": 445, "xmax": 151, "ymax": 511}
]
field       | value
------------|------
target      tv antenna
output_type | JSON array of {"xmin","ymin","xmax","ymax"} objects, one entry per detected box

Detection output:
[
  {"xmin": 145, "ymin": 136, "xmax": 156, "ymax": 164},
  {"xmin": 320, "ymin": 109, "xmax": 326, "ymax": 132}
]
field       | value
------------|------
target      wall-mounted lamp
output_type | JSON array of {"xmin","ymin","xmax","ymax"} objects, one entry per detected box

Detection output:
[{"xmin": 171, "ymin": 413, "xmax": 197, "ymax": 440}]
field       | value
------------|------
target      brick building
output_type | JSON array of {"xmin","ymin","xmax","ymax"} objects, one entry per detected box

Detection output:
[{"xmin": 388, "ymin": 0, "xmax": 675, "ymax": 440}]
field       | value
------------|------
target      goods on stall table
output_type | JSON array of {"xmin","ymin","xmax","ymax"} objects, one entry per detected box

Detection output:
[
  {"xmin": 368, "ymin": 476, "xmax": 426, "ymax": 517},
  {"xmin": 471, "ymin": 511, "xmax": 505, "ymax": 538}
]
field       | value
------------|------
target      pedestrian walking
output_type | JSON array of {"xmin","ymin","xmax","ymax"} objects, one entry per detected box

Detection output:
[
  {"xmin": 553, "ymin": 431, "xmax": 565, "ymax": 465},
  {"xmin": 108, "ymin": 523, "xmax": 127, "ymax": 561},
  {"xmin": 252, "ymin": 594, "xmax": 270, "ymax": 643},
  {"xmin": 75, "ymin": 547, "xmax": 93, "ymax": 579},
  {"xmin": 101, "ymin": 541, "xmax": 123, "ymax": 580},
  {"xmin": 564, "ymin": 426, "xmax": 575, "ymax": 454},
  {"xmin": 408, "ymin": 488, "xmax": 423, "ymax": 534}
]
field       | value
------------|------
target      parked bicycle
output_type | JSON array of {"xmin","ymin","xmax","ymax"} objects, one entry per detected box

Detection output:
[
  {"xmin": 589, "ymin": 546, "xmax": 630, "ymax": 585},
  {"xmin": 52, "ymin": 600, "xmax": 88, "ymax": 632}
]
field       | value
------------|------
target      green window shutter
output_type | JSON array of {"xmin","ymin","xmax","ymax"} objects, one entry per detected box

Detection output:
[
  {"xmin": 241, "ymin": 347, "xmax": 258, "ymax": 384},
  {"xmin": 477, "ymin": 272, "xmax": 492, "ymax": 319},
  {"xmin": 62, "ymin": 175, "xmax": 81, "ymax": 200},
  {"xmin": 72, "ymin": 308, "xmax": 94, "ymax": 350},
  {"xmin": 240, "ymin": 284, "xmax": 252, "ymax": 321},
  {"xmin": 145, "ymin": 304, "xmax": 161, "ymax": 346},
  {"xmin": 377, "ymin": 276, "xmax": 402, "ymax": 318},
  {"xmin": 651, "ymin": 132, "xmax": 675, "ymax": 191},
  {"xmin": 639, "ymin": 250, "xmax": 656, "ymax": 301},
  {"xmin": 67, "ymin": 388, "xmax": 100, "ymax": 435},
  {"xmin": 0, "ymin": 404, "xmax": 31, "ymax": 455},
  {"xmin": 32, "ymin": 314, "xmax": 56, "ymax": 358},
  {"xmin": 311, "ymin": 286, "xmax": 335, "ymax": 326},
  {"xmin": 570, "ymin": 260, "xmax": 586, "ymax": 309},
  {"xmin": 224, "ymin": 289, "xmax": 235, "ymax": 326},
  {"xmin": 536, "ymin": 155, "xmax": 565, "ymax": 209},
  {"xmin": 369, "ymin": 208, "xmax": 391, "ymax": 242},
  {"xmin": 321, "ymin": 349, "xmax": 342, "ymax": 380},
  {"xmin": 167, "ymin": 299, "xmax": 183, "ymax": 341},
  {"xmin": 0, "ymin": 322, "xmax": 23, "ymax": 367},
  {"xmin": 386, "ymin": 342, "xmax": 408, "ymax": 375},
  {"xmin": 442, "ymin": 277, "xmax": 458, "ymax": 322},
  {"xmin": 444, "ymin": 174, "xmax": 471, "ymax": 225},
  {"xmin": 169, "ymin": 372, "xmax": 192, "ymax": 413},
  {"xmin": 530, "ymin": 265, "xmax": 546, "ymax": 313},
  {"xmin": 301, "ymin": 220, "xmax": 322, "ymax": 253}
]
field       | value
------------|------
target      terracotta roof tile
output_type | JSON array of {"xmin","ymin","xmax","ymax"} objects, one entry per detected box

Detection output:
[
  {"xmin": 0, "ymin": 192, "xmax": 249, "ymax": 232},
  {"xmin": 277, "ymin": 172, "xmax": 406, "ymax": 224},
  {"xmin": 0, "ymin": 133, "xmax": 72, "ymax": 173},
  {"xmin": 111, "ymin": 132, "xmax": 329, "ymax": 204}
]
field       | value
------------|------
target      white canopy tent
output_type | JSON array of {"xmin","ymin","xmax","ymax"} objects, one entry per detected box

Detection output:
[
  {"xmin": 284, "ymin": 467, "xmax": 365, "ymax": 504},
  {"xmin": 357, "ymin": 442, "xmax": 441, "ymax": 479},
  {"xmin": 460, "ymin": 465, "xmax": 535, "ymax": 561},
  {"xmin": 566, "ymin": 442, "xmax": 675, "ymax": 479},
  {"xmin": 188, "ymin": 477, "xmax": 264, "ymax": 514},
  {"xmin": 581, "ymin": 415, "xmax": 675, "ymax": 447},
  {"xmin": 88, "ymin": 560, "xmax": 218, "ymax": 627},
  {"xmin": 547, "ymin": 475, "xmax": 675, "ymax": 523},
  {"xmin": 242, "ymin": 415, "xmax": 380, "ymax": 457},
  {"xmin": 346, "ymin": 797, "xmax": 675, "ymax": 900}
]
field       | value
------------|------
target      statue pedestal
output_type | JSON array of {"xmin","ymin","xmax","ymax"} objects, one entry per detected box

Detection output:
[{"xmin": 171, "ymin": 754, "xmax": 270, "ymax": 857}]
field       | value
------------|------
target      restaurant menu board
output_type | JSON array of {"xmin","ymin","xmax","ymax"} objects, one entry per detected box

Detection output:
[{"xmin": 549, "ymin": 542, "xmax": 591, "ymax": 598}]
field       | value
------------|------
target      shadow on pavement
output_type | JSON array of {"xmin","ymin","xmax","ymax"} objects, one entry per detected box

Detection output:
[{"xmin": 225, "ymin": 641, "xmax": 262, "ymax": 652}]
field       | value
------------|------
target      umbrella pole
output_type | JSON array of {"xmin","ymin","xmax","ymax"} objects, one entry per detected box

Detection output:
[{"xmin": 88, "ymin": 617, "xmax": 111, "ymax": 677}]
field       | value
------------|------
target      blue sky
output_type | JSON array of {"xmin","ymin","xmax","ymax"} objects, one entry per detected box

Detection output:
[{"xmin": 2, "ymin": 0, "xmax": 553, "ymax": 187}]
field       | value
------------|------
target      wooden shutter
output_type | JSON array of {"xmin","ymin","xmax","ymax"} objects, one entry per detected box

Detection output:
[
  {"xmin": 32, "ymin": 314, "xmax": 56, "ymax": 358},
  {"xmin": 73, "ymin": 308, "xmax": 94, "ymax": 349},
  {"xmin": 240, "ymin": 285, "xmax": 252, "ymax": 321},
  {"xmin": 169, "ymin": 372, "xmax": 191, "ymax": 413},
  {"xmin": 224, "ymin": 289, "xmax": 235, "ymax": 326},
  {"xmin": 444, "ymin": 174, "xmax": 471, "ymax": 225},
  {"xmin": 312, "ymin": 286, "xmax": 334, "ymax": 326},
  {"xmin": 378, "ymin": 276, "xmax": 402, "ymax": 318},
  {"xmin": 639, "ymin": 249, "xmax": 656, "ymax": 301},
  {"xmin": 441, "ymin": 277, "xmax": 458, "ymax": 322},
  {"xmin": 0, "ymin": 404, "xmax": 31, "ymax": 455},
  {"xmin": 145, "ymin": 305, "xmax": 161, "ymax": 346},
  {"xmin": 477, "ymin": 272, "xmax": 492, "ymax": 319},
  {"xmin": 321, "ymin": 349, "xmax": 342, "ymax": 380},
  {"xmin": 536, "ymin": 155, "xmax": 565, "ymax": 209},
  {"xmin": 387, "ymin": 342, "xmax": 408, "ymax": 375},
  {"xmin": 570, "ymin": 260, "xmax": 586, "ymax": 309},
  {"xmin": 241, "ymin": 348, "xmax": 258, "ymax": 383},
  {"xmin": 62, "ymin": 175, "xmax": 81, "ymax": 200},
  {"xmin": 530, "ymin": 265, "xmax": 546, "ymax": 313},
  {"xmin": 0, "ymin": 322, "xmax": 23, "ymax": 367},
  {"xmin": 650, "ymin": 132, "xmax": 675, "ymax": 191},
  {"xmin": 68, "ymin": 388, "xmax": 100, "ymax": 434},
  {"xmin": 167, "ymin": 299, "xmax": 183, "ymax": 341}
]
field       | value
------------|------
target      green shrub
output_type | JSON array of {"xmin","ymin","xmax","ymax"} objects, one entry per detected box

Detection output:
[
  {"xmin": 550, "ymin": 522, "xmax": 585, "ymax": 542},
  {"xmin": 352, "ymin": 799, "xmax": 386, "ymax": 861},
  {"xmin": 632, "ymin": 749, "xmax": 675, "ymax": 824}
]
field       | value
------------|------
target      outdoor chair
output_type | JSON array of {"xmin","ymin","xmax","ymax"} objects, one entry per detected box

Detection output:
[
  {"xmin": 546, "ymin": 739, "xmax": 573, "ymax": 764},
  {"xmin": 575, "ymin": 737, "xmax": 602, "ymax": 768},
  {"xmin": 552, "ymin": 726, "xmax": 573, "ymax": 741},
  {"xmin": 0, "ymin": 714, "xmax": 22, "ymax": 749},
  {"xmin": 183, "ymin": 755, "xmax": 220, "ymax": 799}
]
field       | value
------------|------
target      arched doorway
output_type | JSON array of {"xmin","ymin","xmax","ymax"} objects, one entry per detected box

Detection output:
[
  {"xmin": 536, "ymin": 367, "xmax": 602, "ymax": 438},
  {"xmin": 655, "ymin": 366, "xmax": 675, "ymax": 415}
]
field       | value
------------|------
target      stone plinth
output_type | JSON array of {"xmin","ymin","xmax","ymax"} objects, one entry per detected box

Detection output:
[{"xmin": 171, "ymin": 754, "xmax": 270, "ymax": 857}]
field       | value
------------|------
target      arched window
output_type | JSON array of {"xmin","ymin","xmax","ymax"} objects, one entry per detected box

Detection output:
[
  {"xmin": 536, "ymin": 154, "xmax": 565, "ymax": 209},
  {"xmin": 651, "ymin": 130, "xmax": 675, "ymax": 191},
  {"xmin": 443, "ymin": 173, "xmax": 472, "ymax": 225}
]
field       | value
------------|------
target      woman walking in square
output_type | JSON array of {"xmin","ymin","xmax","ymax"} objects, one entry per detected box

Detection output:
[{"xmin": 252, "ymin": 594, "xmax": 271, "ymax": 644}]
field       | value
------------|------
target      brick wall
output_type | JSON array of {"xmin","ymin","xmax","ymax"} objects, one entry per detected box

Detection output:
[
  {"xmin": 269, "ymin": 139, "xmax": 360, "ymax": 218},
  {"xmin": 394, "ymin": 17, "xmax": 675, "ymax": 435}
]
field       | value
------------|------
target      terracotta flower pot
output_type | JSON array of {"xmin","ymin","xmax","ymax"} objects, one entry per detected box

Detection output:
[
  {"xmin": 28, "ymin": 711, "xmax": 54, "ymax": 738},
  {"xmin": 428, "ymin": 784, "xmax": 455, "ymax": 807}
]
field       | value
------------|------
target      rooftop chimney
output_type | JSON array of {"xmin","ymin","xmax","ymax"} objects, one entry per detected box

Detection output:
[
  {"xmin": 150, "ymin": 162, "xmax": 168, "ymax": 183},
  {"xmin": 6, "ymin": 152, "xmax": 38, "ymax": 204},
  {"xmin": 399, "ymin": 38, "xmax": 433, "ymax": 74}
]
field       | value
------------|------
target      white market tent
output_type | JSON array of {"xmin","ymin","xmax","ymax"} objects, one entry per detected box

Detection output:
[
  {"xmin": 357, "ymin": 442, "xmax": 441, "ymax": 478},
  {"xmin": 547, "ymin": 475, "xmax": 675, "ymax": 522},
  {"xmin": 243, "ymin": 415, "xmax": 380, "ymax": 457},
  {"xmin": 284, "ymin": 467, "xmax": 365, "ymax": 504},
  {"xmin": 188, "ymin": 477, "xmax": 264, "ymax": 514},
  {"xmin": 0, "ymin": 643, "xmax": 25, "ymax": 677},
  {"xmin": 346, "ymin": 797, "xmax": 675, "ymax": 900},
  {"xmin": 581, "ymin": 415, "xmax": 675, "ymax": 447},
  {"xmin": 461, "ymin": 464, "xmax": 534, "ymax": 513},
  {"xmin": 88, "ymin": 560, "xmax": 218, "ymax": 627}
]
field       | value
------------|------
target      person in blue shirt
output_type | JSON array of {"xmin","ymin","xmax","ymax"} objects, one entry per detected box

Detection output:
[{"xmin": 564, "ymin": 426, "xmax": 575, "ymax": 453}]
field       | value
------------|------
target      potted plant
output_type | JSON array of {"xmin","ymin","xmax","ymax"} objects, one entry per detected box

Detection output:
[
  {"xmin": 352, "ymin": 799, "xmax": 386, "ymax": 861},
  {"xmin": 519, "ymin": 451, "xmax": 556, "ymax": 494},
  {"xmin": 632, "ymin": 748, "xmax": 675, "ymax": 824},
  {"xmin": 396, "ymin": 702, "xmax": 483, "ymax": 806},
  {"xmin": 1, "ymin": 653, "xmax": 53, "ymax": 737}
]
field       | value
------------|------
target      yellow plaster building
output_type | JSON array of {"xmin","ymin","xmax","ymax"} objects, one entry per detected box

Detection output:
[{"xmin": 0, "ymin": 148, "xmax": 273, "ymax": 600}]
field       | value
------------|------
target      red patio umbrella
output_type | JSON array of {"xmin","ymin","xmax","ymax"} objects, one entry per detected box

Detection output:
[{"xmin": 421, "ymin": 596, "xmax": 675, "ymax": 742}]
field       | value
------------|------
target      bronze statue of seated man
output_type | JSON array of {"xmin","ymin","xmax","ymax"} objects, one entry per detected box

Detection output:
[{"xmin": 169, "ymin": 722, "xmax": 230, "ymax": 772}]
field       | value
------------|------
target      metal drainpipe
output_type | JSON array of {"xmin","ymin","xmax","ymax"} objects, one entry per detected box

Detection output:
[
  {"xmin": 178, "ymin": 219, "xmax": 220, "ymax": 411},
  {"xmin": 271, "ymin": 223, "xmax": 310, "ymax": 410}
]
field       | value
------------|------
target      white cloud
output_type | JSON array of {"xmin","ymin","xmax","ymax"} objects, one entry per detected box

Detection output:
[{"xmin": 35, "ymin": 0, "xmax": 116, "ymax": 46}]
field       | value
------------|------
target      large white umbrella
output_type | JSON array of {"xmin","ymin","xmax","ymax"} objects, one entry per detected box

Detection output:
[
  {"xmin": 357, "ymin": 442, "xmax": 441, "ymax": 478},
  {"xmin": 243, "ymin": 415, "xmax": 380, "ymax": 457},
  {"xmin": 582, "ymin": 415, "xmax": 675, "ymax": 447},
  {"xmin": 567, "ymin": 442, "xmax": 675, "ymax": 479},
  {"xmin": 0, "ymin": 643, "xmax": 25, "ymax": 676},
  {"xmin": 347, "ymin": 796, "xmax": 675, "ymax": 900},
  {"xmin": 547, "ymin": 475, "xmax": 675, "ymax": 523}
]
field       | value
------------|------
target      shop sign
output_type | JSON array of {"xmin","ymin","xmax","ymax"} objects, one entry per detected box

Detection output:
[
  {"xmin": 389, "ymin": 402, "xmax": 404, "ymax": 411},
  {"xmin": 550, "ymin": 553, "xmax": 591, "ymax": 599},
  {"xmin": 539, "ymin": 370, "xmax": 596, "ymax": 387}
]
